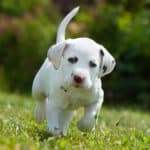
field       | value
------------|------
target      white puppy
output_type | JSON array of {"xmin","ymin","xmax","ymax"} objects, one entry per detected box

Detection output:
[{"xmin": 32, "ymin": 7, "xmax": 116, "ymax": 136}]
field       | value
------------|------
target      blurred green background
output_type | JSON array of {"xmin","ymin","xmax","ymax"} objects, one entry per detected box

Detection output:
[{"xmin": 0, "ymin": 0, "xmax": 149, "ymax": 108}]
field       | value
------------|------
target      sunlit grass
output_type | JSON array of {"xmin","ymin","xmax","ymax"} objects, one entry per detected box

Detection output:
[{"xmin": 0, "ymin": 92, "xmax": 149, "ymax": 150}]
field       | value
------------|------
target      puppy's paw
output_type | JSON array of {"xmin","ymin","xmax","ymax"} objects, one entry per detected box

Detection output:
[
  {"xmin": 48, "ymin": 126, "xmax": 64, "ymax": 136},
  {"xmin": 77, "ymin": 117, "xmax": 95, "ymax": 132}
]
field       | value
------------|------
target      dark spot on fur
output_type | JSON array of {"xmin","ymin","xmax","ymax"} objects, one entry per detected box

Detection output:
[
  {"xmin": 60, "ymin": 86, "xmax": 67, "ymax": 92},
  {"xmin": 103, "ymin": 65, "xmax": 107, "ymax": 73},
  {"xmin": 64, "ymin": 43, "xmax": 69, "ymax": 50},
  {"xmin": 54, "ymin": 127, "xmax": 59, "ymax": 130},
  {"xmin": 100, "ymin": 49, "xmax": 104, "ymax": 56}
]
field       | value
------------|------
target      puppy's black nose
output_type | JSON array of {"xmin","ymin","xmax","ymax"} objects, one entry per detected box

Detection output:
[{"xmin": 74, "ymin": 75, "xmax": 84, "ymax": 84}]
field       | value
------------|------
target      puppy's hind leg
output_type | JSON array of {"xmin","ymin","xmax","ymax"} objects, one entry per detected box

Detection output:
[{"xmin": 34, "ymin": 94, "xmax": 47, "ymax": 124}]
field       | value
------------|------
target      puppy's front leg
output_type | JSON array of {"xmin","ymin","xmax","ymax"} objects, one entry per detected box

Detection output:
[
  {"xmin": 46, "ymin": 100, "xmax": 62, "ymax": 136},
  {"xmin": 59, "ymin": 110, "xmax": 75, "ymax": 136},
  {"xmin": 77, "ymin": 99, "xmax": 103, "ymax": 132}
]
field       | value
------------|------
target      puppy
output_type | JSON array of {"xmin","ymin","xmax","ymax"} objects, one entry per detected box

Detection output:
[{"xmin": 32, "ymin": 7, "xmax": 116, "ymax": 136}]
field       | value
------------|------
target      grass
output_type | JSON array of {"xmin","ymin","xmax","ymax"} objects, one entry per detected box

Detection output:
[{"xmin": 0, "ymin": 92, "xmax": 149, "ymax": 150}]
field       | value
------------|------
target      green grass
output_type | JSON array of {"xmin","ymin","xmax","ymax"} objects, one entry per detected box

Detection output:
[{"xmin": 0, "ymin": 92, "xmax": 149, "ymax": 150}]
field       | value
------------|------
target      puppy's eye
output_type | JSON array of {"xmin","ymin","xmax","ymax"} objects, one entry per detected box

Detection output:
[
  {"xmin": 68, "ymin": 57, "xmax": 78, "ymax": 64},
  {"xmin": 89, "ymin": 61, "xmax": 97, "ymax": 68}
]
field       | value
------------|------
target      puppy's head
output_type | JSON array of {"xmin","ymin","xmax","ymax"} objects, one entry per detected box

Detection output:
[{"xmin": 48, "ymin": 38, "xmax": 115, "ymax": 89}]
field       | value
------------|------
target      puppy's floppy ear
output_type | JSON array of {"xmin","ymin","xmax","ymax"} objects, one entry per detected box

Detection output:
[
  {"xmin": 47, "ymin": 41, "xmax": 68, "ymax": 69},
  {"xmin": 99, "ymin": 47, "xmax": 116, "ymax": 78}
]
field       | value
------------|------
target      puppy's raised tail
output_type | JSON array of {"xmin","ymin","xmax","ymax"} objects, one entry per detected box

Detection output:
[{"xmin": 56, "ymin": 7, "xmax": 80, "ymax": 43}]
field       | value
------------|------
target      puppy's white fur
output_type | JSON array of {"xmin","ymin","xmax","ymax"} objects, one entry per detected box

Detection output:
[{"xmin": 32, "ymin": 7, "xmax": 116, "ymax": 135}]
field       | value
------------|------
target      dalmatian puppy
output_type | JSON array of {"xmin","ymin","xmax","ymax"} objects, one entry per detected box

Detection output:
[{"xmin": 32, "ymin": 7, "xmax": 116, "ymax": 136}]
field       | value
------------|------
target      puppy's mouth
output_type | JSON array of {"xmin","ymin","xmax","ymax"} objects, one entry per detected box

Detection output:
[
  {"xmin": 60, "ymin": 84, "xmax": 81, "ymax": 94},
  {"xmin": 60, "ymin": 82, "xmax": 92, "ymax": 94},
  {"xmin": 60, "ymin": 79, "xmax": 92, "ymax": 92},
  {"xmin": 60, "ymin": 83, "xmax": 84, "ymax": 93}
]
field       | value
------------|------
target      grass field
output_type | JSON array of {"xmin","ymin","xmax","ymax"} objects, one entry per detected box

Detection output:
[{"xmin": 0, "ymin": 92, "xmax": 149, "ymax": 150}]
